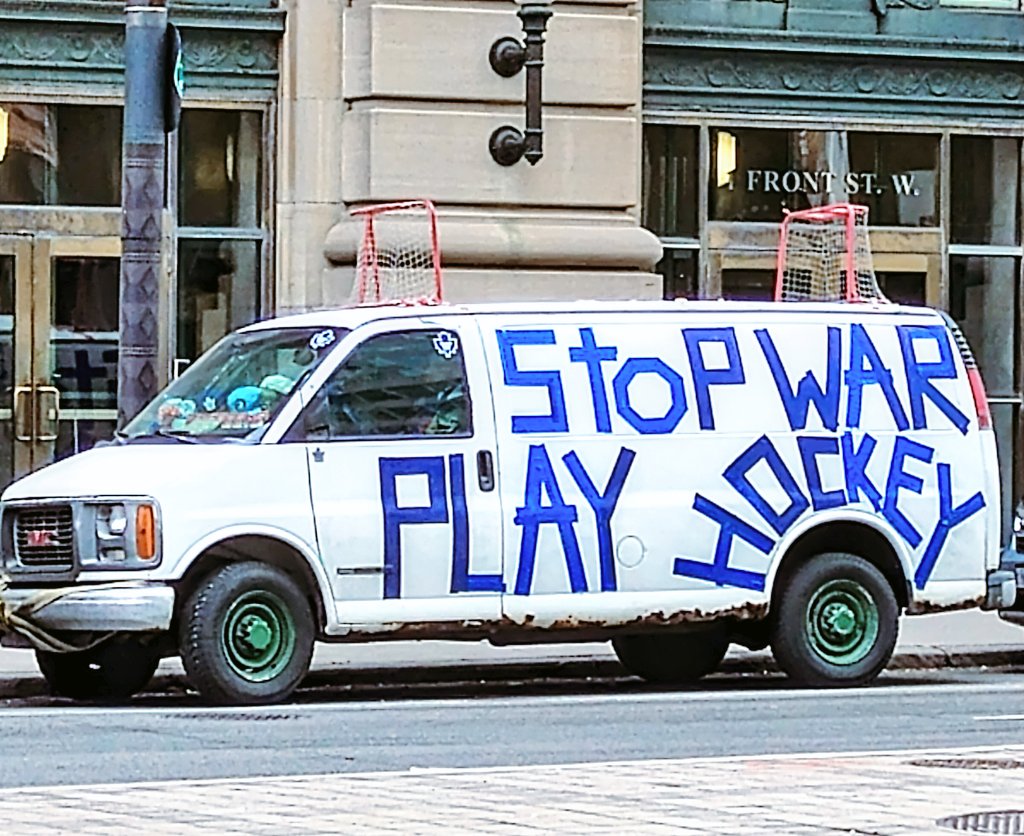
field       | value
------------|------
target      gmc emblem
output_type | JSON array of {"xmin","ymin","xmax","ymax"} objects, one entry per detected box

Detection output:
[{"xmin": 26, "ymin": 530, "xmax": 56, "ymax": 548}]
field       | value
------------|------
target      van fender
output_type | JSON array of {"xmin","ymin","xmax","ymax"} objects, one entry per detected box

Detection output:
[
  {"xmin": 761, "ymin": 508, "xmax": 915, "ymax": 604},
  {"xmin": 168, "ymin": 524, "xmax": 333, "ymax": 618}
]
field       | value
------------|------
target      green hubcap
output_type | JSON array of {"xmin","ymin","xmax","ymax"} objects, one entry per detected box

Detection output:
[
  {"xmin": 221, "ymin": 591, "xmax": 296, "ymax": 683},
  {"xmin": 806, "ymin": 579, "xmax": 879, "ymax": 666}
]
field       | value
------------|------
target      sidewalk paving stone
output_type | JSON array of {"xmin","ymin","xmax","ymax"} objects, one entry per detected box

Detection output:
[{"xmin": 1, "ymin": 744, "xmax": 1023, "ymax": 833}]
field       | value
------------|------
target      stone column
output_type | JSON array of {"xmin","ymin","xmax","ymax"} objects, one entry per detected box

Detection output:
[
  {"xmin": 319, "ymin": 0, "xmax": 662, "ymax": 303},
  {"xmin": 276, "ymin": 0, "xmax": 347, "ymax": 313}
]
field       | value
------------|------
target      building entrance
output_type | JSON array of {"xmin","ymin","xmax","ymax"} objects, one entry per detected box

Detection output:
[{"xmin": 0, "ymin": 228, "xmax": 120, "ymax": 490}]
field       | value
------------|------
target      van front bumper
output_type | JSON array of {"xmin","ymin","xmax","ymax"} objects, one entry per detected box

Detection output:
[{"xmin": 0, "ymin": 583, "xmax": 175, "ymax": 635}]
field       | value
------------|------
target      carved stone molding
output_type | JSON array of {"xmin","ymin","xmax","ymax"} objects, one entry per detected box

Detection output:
[
  {"xmin": 0, "ymin": 20, "xmax": 279, "ymax": 88},
  {"xmin": 645, "ymin": 47, "xmax": 1024, "ymax": 113}
]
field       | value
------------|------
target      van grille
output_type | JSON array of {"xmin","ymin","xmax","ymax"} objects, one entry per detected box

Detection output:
[{"xmin": 14, "ymin": 506, "xmax": 74, "ymax": 569}]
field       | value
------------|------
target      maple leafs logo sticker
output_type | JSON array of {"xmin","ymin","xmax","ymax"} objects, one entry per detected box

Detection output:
[{"xmin": 432, "ymin": 331, "xmax": 460, "ymax": 359}]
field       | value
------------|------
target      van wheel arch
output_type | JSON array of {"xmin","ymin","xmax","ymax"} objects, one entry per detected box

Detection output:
[
  {"xmin": 770, "ymin": 522, "xmax": 909, "ymax": 614},
  {"xmin": 174, "ymin": 536, "xmax": 328, "ymax": 637}
]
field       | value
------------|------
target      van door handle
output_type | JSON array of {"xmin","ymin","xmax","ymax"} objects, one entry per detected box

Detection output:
[{"xmin": 476, "ymin": 450, "xmax": 495, "ymax": 492}]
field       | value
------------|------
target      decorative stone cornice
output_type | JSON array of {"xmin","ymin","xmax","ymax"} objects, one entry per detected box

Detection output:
[
  {"xmin": 0, "ymin": 16, "xmax": 280, "ymax": 90},
  {"xmin": 644, "ymin": 42, "xmax": 1024, "ymax": 117}
]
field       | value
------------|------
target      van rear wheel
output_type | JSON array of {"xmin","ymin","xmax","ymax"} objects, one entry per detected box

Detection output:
[
  {"xmin": 612, "ymin": 629, "xmax": 730, "ymax": 684},
  {"xmin": 771, "ymin": 552, "xmax": 898, "ymax": 688},
  {"xmin": 179, "ymin": 562, "xmax": 315, "ymax": 706}
]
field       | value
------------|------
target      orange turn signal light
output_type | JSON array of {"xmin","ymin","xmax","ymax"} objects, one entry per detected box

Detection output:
[{"xmin": 136, "ymin": 504, "xmax": 156, "ymax": 560}]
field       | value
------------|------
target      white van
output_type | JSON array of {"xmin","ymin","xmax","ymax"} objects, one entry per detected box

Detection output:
[{"xmin": 0, "ymin": 301, "xmax": 1015, "ymax": 704}]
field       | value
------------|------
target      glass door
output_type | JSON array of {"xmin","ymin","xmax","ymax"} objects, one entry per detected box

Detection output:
[
  {"xmin": 0, "ymin": 235, "xmax": 120, "ymax": 492},
  {"xmin": 0, "ymin": 235, "xmax": 32, "ymax": 487},
  {"xmin": 37, "ymin": 236, "xmax": 120, "ymax": 466}
]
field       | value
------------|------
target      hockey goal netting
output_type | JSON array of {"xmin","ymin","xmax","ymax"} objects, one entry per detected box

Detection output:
[
  {"xmin": 774, "ymin": 203, "xmax": 887, "ymax": 303},
  {"xmin": 350, "ymin": 199, "xmax": 443, "ymax": 305}
]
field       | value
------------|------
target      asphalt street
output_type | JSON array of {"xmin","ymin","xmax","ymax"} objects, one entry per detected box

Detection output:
[{"xmin": 2, "ymin": 669, "xmax": 1023, "ymax": 789}]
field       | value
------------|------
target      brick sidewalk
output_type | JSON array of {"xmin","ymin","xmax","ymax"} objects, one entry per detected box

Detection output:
[{"xmin": 3, "ymin": 744, "xmax": 1023, "ymax": 834}]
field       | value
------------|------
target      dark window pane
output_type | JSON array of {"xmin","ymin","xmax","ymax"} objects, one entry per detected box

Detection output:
[
  {"xmin": 177, "ymin": 239, "xmax": 261, "ymax": 361},
  {"xmin": 721, "ymin": 269, "xmax": 774, "ymax": 301},
  {"xmin": 311, "ymin": 330, "xmax": 471, "ymax": 439},
  {"xmin": 50, "ymin": 256, "xmax": 120, "ymax": 412},
  {"xmin": 658, "ymin": 249, "xmax": 698, "ymax": 299},
  {"xmin": 951, "ymin": 136, "xmax": 1020, "ymax": 246},
  {"xmin": 643, "ymin": 126, "xmax": 698, "ymax": 238},
  {"xmin": 847, "ymin": 132, "xmax": 938, "ymax": 226},
  {"xmin": 180, "ymin": 110, "xmax": 262, "ymax": 227},
  {"xmin": 876, "ymin": 272, "xmax": 926, "ymax": 306},
  {"xmin": 710, "ymin": 128, "xmax": 813, "ymax": 222},
  {"xmin": 711, "ymin": 129, "xmax": 937, "ymax": 226},
  {"xmin": 0, "ymin": 104, "xmax": 121, "ymax": 206},
  {"xmin": 949, "ymin": 255, "xmax": 1018, "ymax": 395}
]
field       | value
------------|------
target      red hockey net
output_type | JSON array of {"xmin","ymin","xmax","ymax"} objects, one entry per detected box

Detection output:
[
  {"xmin": 350, "ymin": 199, "xmax": 443, "ymax": 305},
  {"xmin": 774, "ymin": 203, "xmax": 887, "ymax": 303}
]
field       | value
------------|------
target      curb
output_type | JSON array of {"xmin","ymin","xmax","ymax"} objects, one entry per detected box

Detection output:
[{"xmin": 0, "ymin": 646, "xmax": 1020, "ymax": 701}]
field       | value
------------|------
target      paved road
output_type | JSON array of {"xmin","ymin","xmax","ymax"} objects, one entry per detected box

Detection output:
[{"xmin": 2, "ymin": 669, "xmax": 1024, "ymax": 789}]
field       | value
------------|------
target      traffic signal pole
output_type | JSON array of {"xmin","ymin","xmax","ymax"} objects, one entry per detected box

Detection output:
[{"xmin": 118, "ymin": 0, "xmax": 169, "ymax": 427}]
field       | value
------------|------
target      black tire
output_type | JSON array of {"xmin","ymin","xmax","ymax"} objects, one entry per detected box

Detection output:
[
  {"xmin": 36, "ymin": 635, "xmax": 161, "ymax": 701},
  {"xmin": 179, "ymin": 561, "xmax": 315, "ymax": 706},
  {"xmin": 612, "ymin": 628, "xmax": 730, "ymax": 684},
  {"xmin": 770, "ymin": 552, "xmax": 898, "ymax": 688}
]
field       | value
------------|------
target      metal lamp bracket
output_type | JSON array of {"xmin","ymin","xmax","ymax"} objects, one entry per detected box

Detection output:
[{"xmin": 488, "ymin": 2, "xmax": 553, "ymax": 167}]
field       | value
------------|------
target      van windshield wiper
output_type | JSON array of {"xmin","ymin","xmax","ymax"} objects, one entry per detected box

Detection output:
[{"xmin": 122, "ymin": 428, "xmax": 201, "ymax": 444}]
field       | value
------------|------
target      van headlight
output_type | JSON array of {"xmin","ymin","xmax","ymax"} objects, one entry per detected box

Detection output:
[
  {"xmin": 84, "ymin": 500, "xmax": 161, "ymax": 568},
  {"xmin": 97, "ymin": 504, "xmax": 128, "ymax": 537}
]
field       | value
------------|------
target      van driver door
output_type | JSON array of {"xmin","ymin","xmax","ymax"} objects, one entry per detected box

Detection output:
[{"xmin": 293, "ymin": 318, "xmax": 504, "ymax": 627}]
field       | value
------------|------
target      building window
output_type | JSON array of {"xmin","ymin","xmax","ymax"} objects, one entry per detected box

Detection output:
[
  {"xmin": 721, "ymin": 269, "xmax": 774, "ymax": 301},
  {"xmin": 0, "ymin": 104, "xmax": 122, "ymax": 206},
  {"xmin": 847, "ymin": 132, "xmax": 939, "ymax": 227},
  {"xmin": 643, "ymin": 126, "xmax": 698, "ymax": 239},
  {"xmin": 177, "ymin": 109, "xmax": 266, "ymax": 362},
  {"xmin": 950, "ymin": 254, "xmax": 1021, "ymax": 534},
  {"xmin": 708, "ymin": 128, "xmax": 939, "ymax": 226},
  {"xmin": 642, "ymin": 126, "xmax": 700, "ymax": 299},
  {"xmin": 951, "ymin": 136, "xmax": 1020, "ymax": 246}
]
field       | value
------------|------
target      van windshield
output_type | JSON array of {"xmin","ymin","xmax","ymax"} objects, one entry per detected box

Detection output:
[{"xmin": 122, "ymin": 326, "xmax": 348, "ymax": 440}]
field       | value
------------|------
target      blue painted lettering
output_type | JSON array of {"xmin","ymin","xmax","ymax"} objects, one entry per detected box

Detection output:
[
  {"xmin": 612, "ymin": 358, "xmax": 688, "ymax": 435},
  {"xmin": 756, "ymin": 327, "xmax": 841, "ymax": 431},
  {"xmin": 845, "ymin": 324, "xmax": 910, "ymax": 431},
  {"xmin": 797, "ymin": 436, "xmax": 846, "ymax": 511},
  {"xmin": 682, "ymin": 327, "xmax": 746, "ymax": 430},
  {"xmin": 563, "ymin": 447, "xmax": 636, "ymax": 592},
  {"xmin": 379, "ymin": 457, "xmax": 449, "ymax": 600},
  {"xmin": 449, "ymin": 454, "xmax": 504, "ymax": 593},
  {"xmin": 513, "ymin": 445, "xmax": 587, "ymax": 595},
  {"xmin": 898, "ymin": 325, "xmax": 970, "ymax": 436},
  {"xmin": 496, "ymin": 329, "xmax": 568, "ymax": 434},
  {"xmin": 840, "ymin": 432, "xmax": 882, "ymax": 511},
  {"xmin": 914, "ymin": 462, "xmax": 985, "ymax": 589},
  {"xmin": 674, "ymin": 495, "xmax": 771, "ymax": 591},
  {"xmin": 882, "ymin": 436, "xmax": 934, "ymax": 547},
  {"xmin": 568, "ymin": 328, "xmax": 618, "ymax": 434},
  {"xmin": 723, "ymin": 435, "xmax": 810, "ymax": 535}
]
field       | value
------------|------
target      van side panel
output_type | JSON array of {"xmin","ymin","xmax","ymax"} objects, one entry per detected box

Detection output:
[{"xmin": 481, "ymin": 308, "xmax": 992, "ymax": 630}]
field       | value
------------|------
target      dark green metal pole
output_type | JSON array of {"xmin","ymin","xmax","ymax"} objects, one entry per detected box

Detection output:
[{"xmin": 118, "ymin": 0, "xmax": 168, "ymax": 428}]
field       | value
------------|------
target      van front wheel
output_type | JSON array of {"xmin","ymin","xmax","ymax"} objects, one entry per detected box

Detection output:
[
  {"xmin": 771, "ymin": 552, "xmax": 898, "ymax": 688},
  {"xmin": 179, "ymin": 562, "xmax": 315, "ymax": 705},
  {"xmin": 612, "ymin": 629, "xmax": 730, "ymax": 684},
  {"xmin": 36, "ymin": 635, "xmax": 161, "ymax": 701}
]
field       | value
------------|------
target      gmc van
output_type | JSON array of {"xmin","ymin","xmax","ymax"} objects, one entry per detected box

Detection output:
[{"xmin": 0, "ymin": 300, "xmax": 1014, "ymax": 704}]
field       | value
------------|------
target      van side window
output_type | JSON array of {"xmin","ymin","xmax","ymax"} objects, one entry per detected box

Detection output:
[{"xmin": 300, "ymin": 329, "xmax": 471, "ymax": 439}]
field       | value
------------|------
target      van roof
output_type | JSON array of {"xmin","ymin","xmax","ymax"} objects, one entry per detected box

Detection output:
[{"xmin": 241, "ymin": 299, "xmax": 945, "ymax": 332}]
